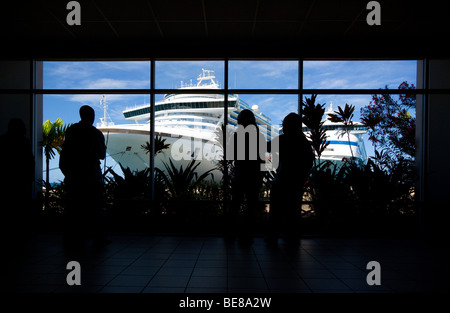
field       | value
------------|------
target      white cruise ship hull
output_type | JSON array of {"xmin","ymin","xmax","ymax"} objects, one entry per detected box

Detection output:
[{"xmin": 99, "ymin": 124, "xmax": 224, "ymax": 182}]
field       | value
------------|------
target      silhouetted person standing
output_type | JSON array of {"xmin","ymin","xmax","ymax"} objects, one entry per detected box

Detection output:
[
  {"xmin": 266, "ymin": 113, "xmax": 314, "ymax": 245},
  {"xmin": 0, "ymin": 118, "xmax": 35, "ymax": 290},
  {"xmin": 0, "ymin": 118, "xmax": 35, "ymax": 238},
  {"xmin": 226, "ymin": 109, "xmax": 266, "ymax": 244},
  {"xmin": 60, "ymin": 105, "xmax": 109, "ymax": 252}
]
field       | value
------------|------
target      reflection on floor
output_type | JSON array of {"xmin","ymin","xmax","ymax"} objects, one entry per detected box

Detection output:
[{"xmin": 9, "ymin": 234, "xmax": 450, "ymax": 293}]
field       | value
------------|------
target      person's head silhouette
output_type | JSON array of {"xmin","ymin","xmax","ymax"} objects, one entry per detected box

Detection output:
[
  {"xmin": 7, "ymin": 118, "xmax": 27, "ymax": 137},
  {"xmin": 282, "ymin": 113, "xmax": 303, "ymax": 135},
  {"xmin": 237, "ymin": 109, "xmax": 257, "ymax": 128},
  {"xmin": 80, "ymin": 105, "xmax": 95, "ymax": 125}
]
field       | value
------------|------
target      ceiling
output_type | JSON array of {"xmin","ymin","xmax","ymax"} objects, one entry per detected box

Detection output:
[{"xmin": 1, "ymin": 0, "xmax": 449, "ymax": 58}]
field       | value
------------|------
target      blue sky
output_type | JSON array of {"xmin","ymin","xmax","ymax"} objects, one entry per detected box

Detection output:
[{"xmin": 43, "ymin": 60, "xmax": 417, "ymax": 182}]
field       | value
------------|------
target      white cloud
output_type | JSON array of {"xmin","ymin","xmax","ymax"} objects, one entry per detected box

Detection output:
[{"xmin": 80, "ymin": 78, "xmax": 149, "ymax": 89}]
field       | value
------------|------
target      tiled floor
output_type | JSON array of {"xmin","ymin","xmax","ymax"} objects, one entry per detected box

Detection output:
[{"xmin": 9, "ymin": 234, "xmax": 450, "ymax": 293}]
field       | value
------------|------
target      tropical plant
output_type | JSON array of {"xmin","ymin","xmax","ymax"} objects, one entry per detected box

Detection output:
[
  {"xmin": 305, "ymin": 160, "xmax": 351, "ymax": 221},
  {"xmin": 104, "ymin": 163, "xmax": 152, "ymax": 200},
  {"xmin": 302, "ymin": 95, "xmax": 329, "ymax": 162},
  {"xmin": 360, "ymin": 81, "xmax": 416, "ymax": 160},
  {"xmin": 156, "ymin": 159, "xmax": 215, "ymax": 200},
  {"xmin": 103, "ymin": 162, "xmax": 170, "ymax": 222},
  {"xmin": 214, "ymin": 123, "xmax": 235, "ymax": 198},
  {"xmin": 40, "ymin": 118, "xmax": 70, "ymax": 208},
  {"xmin": 141, "ymin": 135, "xmax": 170, "ymax": 156},
  {"xmin": 328, "ymin": 103, "xmax": 356, "ymax": 160}
]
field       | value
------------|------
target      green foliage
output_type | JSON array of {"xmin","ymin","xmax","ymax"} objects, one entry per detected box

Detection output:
[
  {"xmin": 41, "ymin": 118, "xmax": 68, "ymax": 160},
  {"xmin": 156, "ymin": 159, "xmax": 215, "ymax": 200},
  {"xmin": 328, "ymin": 103, "xmax": 356, "ymax": 159},
  {"xmin": 305, "ymin": 153, "xmax": 416, "ymax": 226},
  {"xmin": 104, "ymin": 163, "xmax": 152, "ymax": 200},
  {"xmin": 141, "ymin": 135, "xmax": 170, "ymax": 155},
  {"xmin": 40, "ymin": 118, "xmax": 70, "ymax": 209},
  {"xmin": 360, "ymin": 81, "xmax": 416, "ymax": 159},
  {"xmin": 302, "ymin": 94, "xmax": 329, "ymax": 160}
]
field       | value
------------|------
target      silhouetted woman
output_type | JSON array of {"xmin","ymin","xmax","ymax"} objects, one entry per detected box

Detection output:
[
  {"xmin": 226, "ymin": 109, "xmax": 266, "ymax": 243},
  {"xmin": 266, "ymin": 113, "xmax": 314, "ymax": 245}
]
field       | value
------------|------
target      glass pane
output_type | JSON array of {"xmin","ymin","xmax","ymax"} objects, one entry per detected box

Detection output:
[
  {"xmin": 302, "ymin": 91, "xmax": 416, "ymax": 163},
  {"xmin": 229, "ymin": 60, "xmax": 298, "ymax": 89},
  {"xmin": 237, "ymin": 94, "xmax": 298, "ymax": 129},
  {"xmin": 302, "ymin": 92, "xmax": 417, "ymax": 219},
  {"xmin": 43, "ymin": 93, "xmax": 149, "ymax": 184},
  {"xmin": 149, "ymin": 93, "xmax": 295, "ymax": 184},
  {"xmin": 152, "ymin": 90, "xmax": 224, "ymax": 183},
  {"xmin": 43, "ymin": 61, "xmax": 151, "ymax": 89},
  {"xmin": 302, "ymin": 94, "xmax": 373, "ymax": 163},
  {"xmin": 155, "ymin": 61, "xmax": 224, "ymax": 89},
  {"xmin": 303, "ymin": 60, "xmax": 417, "ymax": 89}
]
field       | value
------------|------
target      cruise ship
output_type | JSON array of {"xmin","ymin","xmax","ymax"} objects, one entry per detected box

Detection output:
[
  {"xmin": 97, "ymin": 69, "xmax": 278, "ymax": 181},
  {"xmin": 97, "ymin": 70, "xmax": 367, "ymax": 181}
]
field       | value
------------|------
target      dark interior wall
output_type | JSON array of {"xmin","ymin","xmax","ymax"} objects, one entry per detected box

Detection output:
[
  {"xmin": 0, "ymin": 60, "xmax": 43, "ymax": 199},
  {"xmin": 0, "ymin": 61, "xmax": 31, "ymax": 137}
]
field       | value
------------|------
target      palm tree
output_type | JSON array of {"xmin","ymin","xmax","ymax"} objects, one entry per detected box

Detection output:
[
  {"xmin": 40, "ymin": 118, "xmax": 70, "ymax": 208},
  {"xmin": 328, "ymin": 103, "xmax": 356, "ymax": 160},
  {"xmin": 140, "ymin": 135, "xmax": 170, "ymax": 155},
  {"xmin": 360, "ymin": 112, "xmax": 382, "ymax": 152}
]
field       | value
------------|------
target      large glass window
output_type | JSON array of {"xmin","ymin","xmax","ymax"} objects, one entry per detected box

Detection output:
[{"xmin": 38, "ymin": 58, "xmax": 419, "ymax": 232}]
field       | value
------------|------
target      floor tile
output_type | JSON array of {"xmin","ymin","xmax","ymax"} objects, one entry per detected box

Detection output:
[
  {"xmin": 121, "ymin": 266, "xmax": 160, "ymax": 276},
  {"xmin": 11, "ymin": 234, "xmax": 450, "ymax": 294},
  {"xmin": 297, "ymin": 269, "xmax": 335, "ymax": 279},
  {"xmin": 164, "ymin": 259, "xmax": 197, "ymax": 267},
  {"xmin": 185, "ymin": 287, "xmax": 227, "ymax": 293},
  {"xmin": 303, "ymin": 278, "xmax": 352, "ymax": 291},
  {"xmin": 192, "ymin": 267, "xmax": 227, "ymax": 277},
  {"xmin": 142, "ymin": 287, "xmax": 185, "ymax": 293},
  {"xmin": 228, "ymin": 277, "xmax": 268, "ymax": 290},
  {"xmin": 157, "ymin": 267, "xmax": 194, "ymax": 276},
  {"xmin": 107, "ymin": 275, "xmax": 153, "ymax": 287},
  {"xmin": 147, "ymin": 275, "xmax": 190, "ymax": 288},
  {"xmin": 99, "ymin": 286, "xmax": 144, "ymax": 293},
  {"xmin": 228, "ymin": 266, "xmax": 262, "ymax": 278},
  {"xmin": 266, "ymin": 277, "xmax": 310, "ymax": 291},
  {"xmin": 188, "ymin": 276, "xmax": 227, "ymax": 289}
]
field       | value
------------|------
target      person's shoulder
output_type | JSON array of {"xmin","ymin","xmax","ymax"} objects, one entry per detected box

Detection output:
[
  {"xmin": 93, "ymin": 126, "xmax": 104, "ymax": 137},
  {"xmin": 66, "ymin": 122, "xmax": 81, "ymax": 132}
]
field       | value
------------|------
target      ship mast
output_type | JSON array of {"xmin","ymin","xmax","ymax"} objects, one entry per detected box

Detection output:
[
  {"xmin": 98, "ymin": 95, "xmax": 114, "ymax": 127},
  {"xmin": 197, "ymin": 68, "xmax": 218, "ymax": 87}
]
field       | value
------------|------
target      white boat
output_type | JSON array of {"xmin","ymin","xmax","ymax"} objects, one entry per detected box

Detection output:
[
  {"xmin": 97, "ymin": 69, "xmax": 278, "ymax": 181},
  {"xmin": 97, "ymin": 70, "xmax": 367, "ymax": 181}
]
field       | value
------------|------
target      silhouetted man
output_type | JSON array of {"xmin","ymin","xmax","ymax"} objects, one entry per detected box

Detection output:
[
  {"xmin": 60, "ymin": 105, "xmax": 108, "ymax": 251},
  {"xmin": 266, "ymin": 113, "xmax": 314, "ymax": 245}
]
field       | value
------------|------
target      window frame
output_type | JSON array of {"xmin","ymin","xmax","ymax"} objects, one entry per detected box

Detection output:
[{"xmin": 22, "ymin": 58, "xmax": 446, "ymax": 203}]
